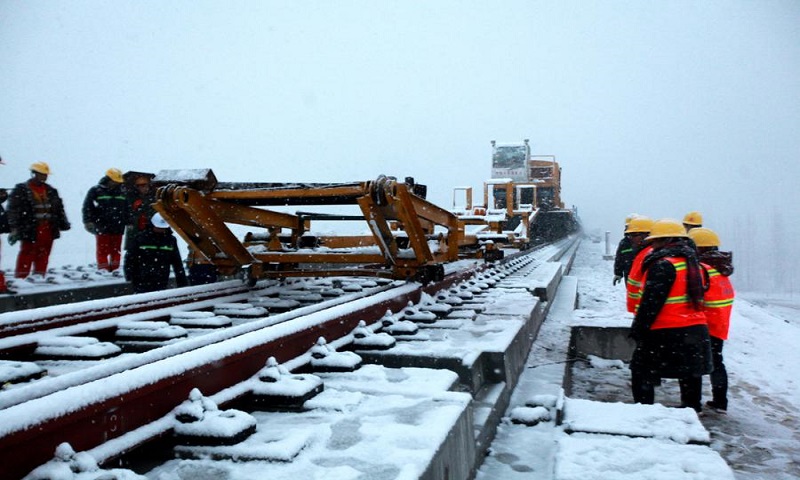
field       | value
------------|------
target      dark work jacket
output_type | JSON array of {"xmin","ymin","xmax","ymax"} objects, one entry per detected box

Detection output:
[
  {"xmin": 699, "ymin": 250, "xmax": 734, "ymax": 277},
  {"xmin": 124, "ymin": 190, "xmax": 156, "ymax": 250},
  {"xmin": 83, "ymin": 177, "xmax": 128, "ymax": 234},
  {"xmin": 613, "ymin": 236, "xmax": 634, "ymax": 278},
  {"xmin": 629, "ymin": 248, "xmax": 712, "ymax": 379},
  {"xmin": 7, "ymin": 181, "xmax": 71, "ymax": 242},
  {"xmin": 124, "ymin": 229, "xmax": 188, "ymax": 293}
]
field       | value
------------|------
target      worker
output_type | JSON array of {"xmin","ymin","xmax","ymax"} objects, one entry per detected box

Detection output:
[
  {"xmin": 613, "ymin": 214, "xmax": 638, "ymax": 285},
  {"xmin": 623, "ymin": 216, "xmax": 654, "ymax": 313},
  {"xmin": 682, "ymin": 211, "xmax": 703, "ymax": 232},
  {"xmin": 629, "ymin": 218, "xmax": 712, "ymax": 412},
  {"xmin": 186, "ymin": 246, "xmax": 218, "ymax": 286},
  {"xmin": 7, "ymin": 162, "xmax": 71, "ymax": 278},
  {"xmin": 124, "ymin": 173, "xmax": 156, "ymax": 252},
  {"xmin": 82, "ymin": 168, "xmax": 128, "ymax": 271},
  {"xmin": 0, "ymin": 188, "xmax": 9, "ymax": 293},
  {"xmin": 689, "ymin": 227, "xmax": 734, "ymax": 413},
  {"xmin": 123, "ymin": 213, "xmax": 188, "ymax": 293}
]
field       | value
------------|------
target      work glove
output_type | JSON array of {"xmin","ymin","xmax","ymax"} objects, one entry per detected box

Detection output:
[
  {"xmin": 613, "ymin": 275, "xmax": 622, "ymax": 286},
  {"xmin": 8, "ymin": 230, "xmax": 18, "ymax": 245},
  {"xmin": 84, "ymin": 222, "xmax": 96, "ymax": 234}
]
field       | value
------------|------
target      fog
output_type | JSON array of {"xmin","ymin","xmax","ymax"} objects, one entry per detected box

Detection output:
[{"xmin": 2, "ymin": 1, "xmax": 799, "ymax": 294}]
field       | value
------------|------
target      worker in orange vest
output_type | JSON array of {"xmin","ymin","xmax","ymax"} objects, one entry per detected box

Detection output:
[
  {"xmin": 629, "ymin": 219, "xmax": 712, "ymax": 412},
  {"xmin": 623, "ymin": 217, "xmax": 654, "ymax": 313},
  {"xmin": 689, "ymin": 227, "xmax": 734, "ymax": 413}
]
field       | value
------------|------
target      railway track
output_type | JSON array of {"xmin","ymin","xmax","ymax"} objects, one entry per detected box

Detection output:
[{"xmin": 0, "ymin": 237, "xmax": 579, "ymax": 480}]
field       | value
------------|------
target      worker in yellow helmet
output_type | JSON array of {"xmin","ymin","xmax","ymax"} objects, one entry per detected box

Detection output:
[
  {"xmin": 613, "ymin": 213, "xmax": 641, "ymax": 285},
  {"xmin": 629, "ymin": 219, "xmax": 712, "ymax": 412},
  {"xmin": 623, "ymin": 217, "xmax": 654, "ymax": 314},
  {"xmin": 82, "ymin": 168, "xmax": 128, "ymax": 272},
  {"xmin": 7, "ymin": 162, "xmax": 71, "ymax": 279},
  {"xmin": 682, "ymin": 211, "xmax": 703, "ymax": 232},
  {"xmin": 689, "ymin": 227, "xmax": 735, "ymax": 413}
]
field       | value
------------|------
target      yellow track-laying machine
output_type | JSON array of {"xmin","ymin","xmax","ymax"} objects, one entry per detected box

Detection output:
[{"xmin": 152, "ymin": 170, "xmax": 464, "ymax": 284}]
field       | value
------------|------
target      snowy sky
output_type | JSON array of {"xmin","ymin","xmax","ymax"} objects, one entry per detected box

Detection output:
[{"xmin": 1, "ymin": 1, "xmax": 799, "ymax": 293}]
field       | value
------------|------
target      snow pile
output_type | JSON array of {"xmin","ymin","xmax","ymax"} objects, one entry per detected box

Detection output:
[
  {"xmin": 309, "ymin": 337, "xmax": 362, "ymax": 371},
  {"xmin": 34, "ymin": 336, "xmax": 121, "ymax": 359},
  {"xmin": 555, "ymin": 433, "xmax": 734, "ymax": 480},
  {"xmin": 173, "ymin": 389, "xmax": 256, "ymax": 442},
  {"xmin": 251, "ymin": 357, "xmax": 323, "ymax": 398},
  {"xmin": 23, "ymin": 442, "xmax": 146, "ymax": 480}
]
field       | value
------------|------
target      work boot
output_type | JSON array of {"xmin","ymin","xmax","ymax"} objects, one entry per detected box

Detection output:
[{"xmin": 705, "ymin": 400, "xmax": 727, "ymax": 414}]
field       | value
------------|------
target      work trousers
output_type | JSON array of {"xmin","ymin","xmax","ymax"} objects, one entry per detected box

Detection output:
[
  {"xmin": 631, "ymin": 368, "xmax": 656, "ymax": 405},
  {"xmin": 709, "ymin": 337, "xmax": 728, "ymax": 409},
  {"xmin": 16, "ymin": 224, "xmax": 54, "ymax": 278},
  {"xmin": 96, "ymin": 233, "xmax": 123, "ymax": 271},
  {"xmin": 631, "ymin": 368, "xmax": 703, "ymax": 412},
  {"xmin": 678, "ymin": 376, "xmax": 703, "ymax": 412}
]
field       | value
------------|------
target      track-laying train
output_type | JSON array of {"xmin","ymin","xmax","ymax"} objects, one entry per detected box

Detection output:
[
  {"xmin": 151, "ymin": 141, "xmax": 578, "ymax": 284},
  {"xmin": 451, "ymin": 139, "xmax": 579, "ymax": 252}
]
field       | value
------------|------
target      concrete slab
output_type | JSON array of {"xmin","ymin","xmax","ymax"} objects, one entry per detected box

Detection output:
[
  {"xmin": 500, "ymin": 261, "xmax": 563, "ymax": 302},
  {"xmin": 560, "ymin": 397, "xmax": 710, "ymax": 444},
  {"xmin": 555, "ymin": 433, "xmax": 734, "ymax": 480},
  {"xmin": 147, "ymin": 366, "xmax": 476, "ymax": 480}
]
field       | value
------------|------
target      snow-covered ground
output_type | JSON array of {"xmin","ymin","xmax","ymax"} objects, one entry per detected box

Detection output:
[
  {"xmin": 480, "ymin": 239, "xmax": 800, "ymax": 480},
  {"xmin": 4, "ymin": 239, "xmax": 799, "ymax": 479}
]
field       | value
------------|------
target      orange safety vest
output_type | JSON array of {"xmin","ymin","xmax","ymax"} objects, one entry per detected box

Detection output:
[
  {"xmin": 649, "ymin": 257, "xmax": 707, "ymax": 330},
  {"xmin": 626, "ymin": 245, "xmax": 653, "ymax": 313},
  {"xmin": 702, "ymin": 263, "xmax": 734, "ymax": 340}
]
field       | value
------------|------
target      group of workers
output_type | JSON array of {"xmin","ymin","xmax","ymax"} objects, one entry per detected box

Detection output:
[
  {"xmin": 0, "ymin": 162, "xmax": 215, "ymax": 294},
  {"xmin": 614, "ymin": 211, "xmax": 735, "ymax": 413}
]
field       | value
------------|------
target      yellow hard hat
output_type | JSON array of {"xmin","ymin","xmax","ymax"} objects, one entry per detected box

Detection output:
[
  {"xmin": 645, "ymin": 218, "xmax": 689, "ymax": 241},
  {"xmin": 106, "ymin": 168, "xmax": 124, "ymax": 183},
  {"xmin": 626, "ymin": 217, "xmax": 654, "ymax": 234},
  {"xmin": 682, "ymin": 211, "xmax": 703, "ymax": 226},
  {"xmin": 30, "ymin": 162, "xmax": 51, "ymax": 175},
  {"xmin": 624, "ymin": 213, "xmax": 639, "ymax": 226},
  {"xmin": 688, "ymin": 227, "xmax": 720, "ymax": 248}
]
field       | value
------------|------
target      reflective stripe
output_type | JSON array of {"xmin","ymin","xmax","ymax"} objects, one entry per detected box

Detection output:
[
  {"xmin": 705, "ymin": 299, "xmax": 734, "ymax": 308},
  {"xmin": 140, "ymin": 245, "xmax": 174, "ymax": 251},
  {"xmin": 626, "ymin": 277, "xmax": 642, "ymax": 288},
  {"xmin": 620, "ymin": 247, "xmax": 633, "ymax": 254},
  {"xmin": 664, "ymin": 295, "xmax": 689, "ymax": 305}
]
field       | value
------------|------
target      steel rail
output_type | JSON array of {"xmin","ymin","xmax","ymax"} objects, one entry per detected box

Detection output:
[
  {"xmin": 0, "ymin": 280, "xmax": 253, "ymax": 339},
  {"xmin": 0, "ymin": 281, "xmax": 397, "ymax": 410},
  {"xmin": 0, "ymin": 264, "xmax": 489, "ymax": 480}
]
